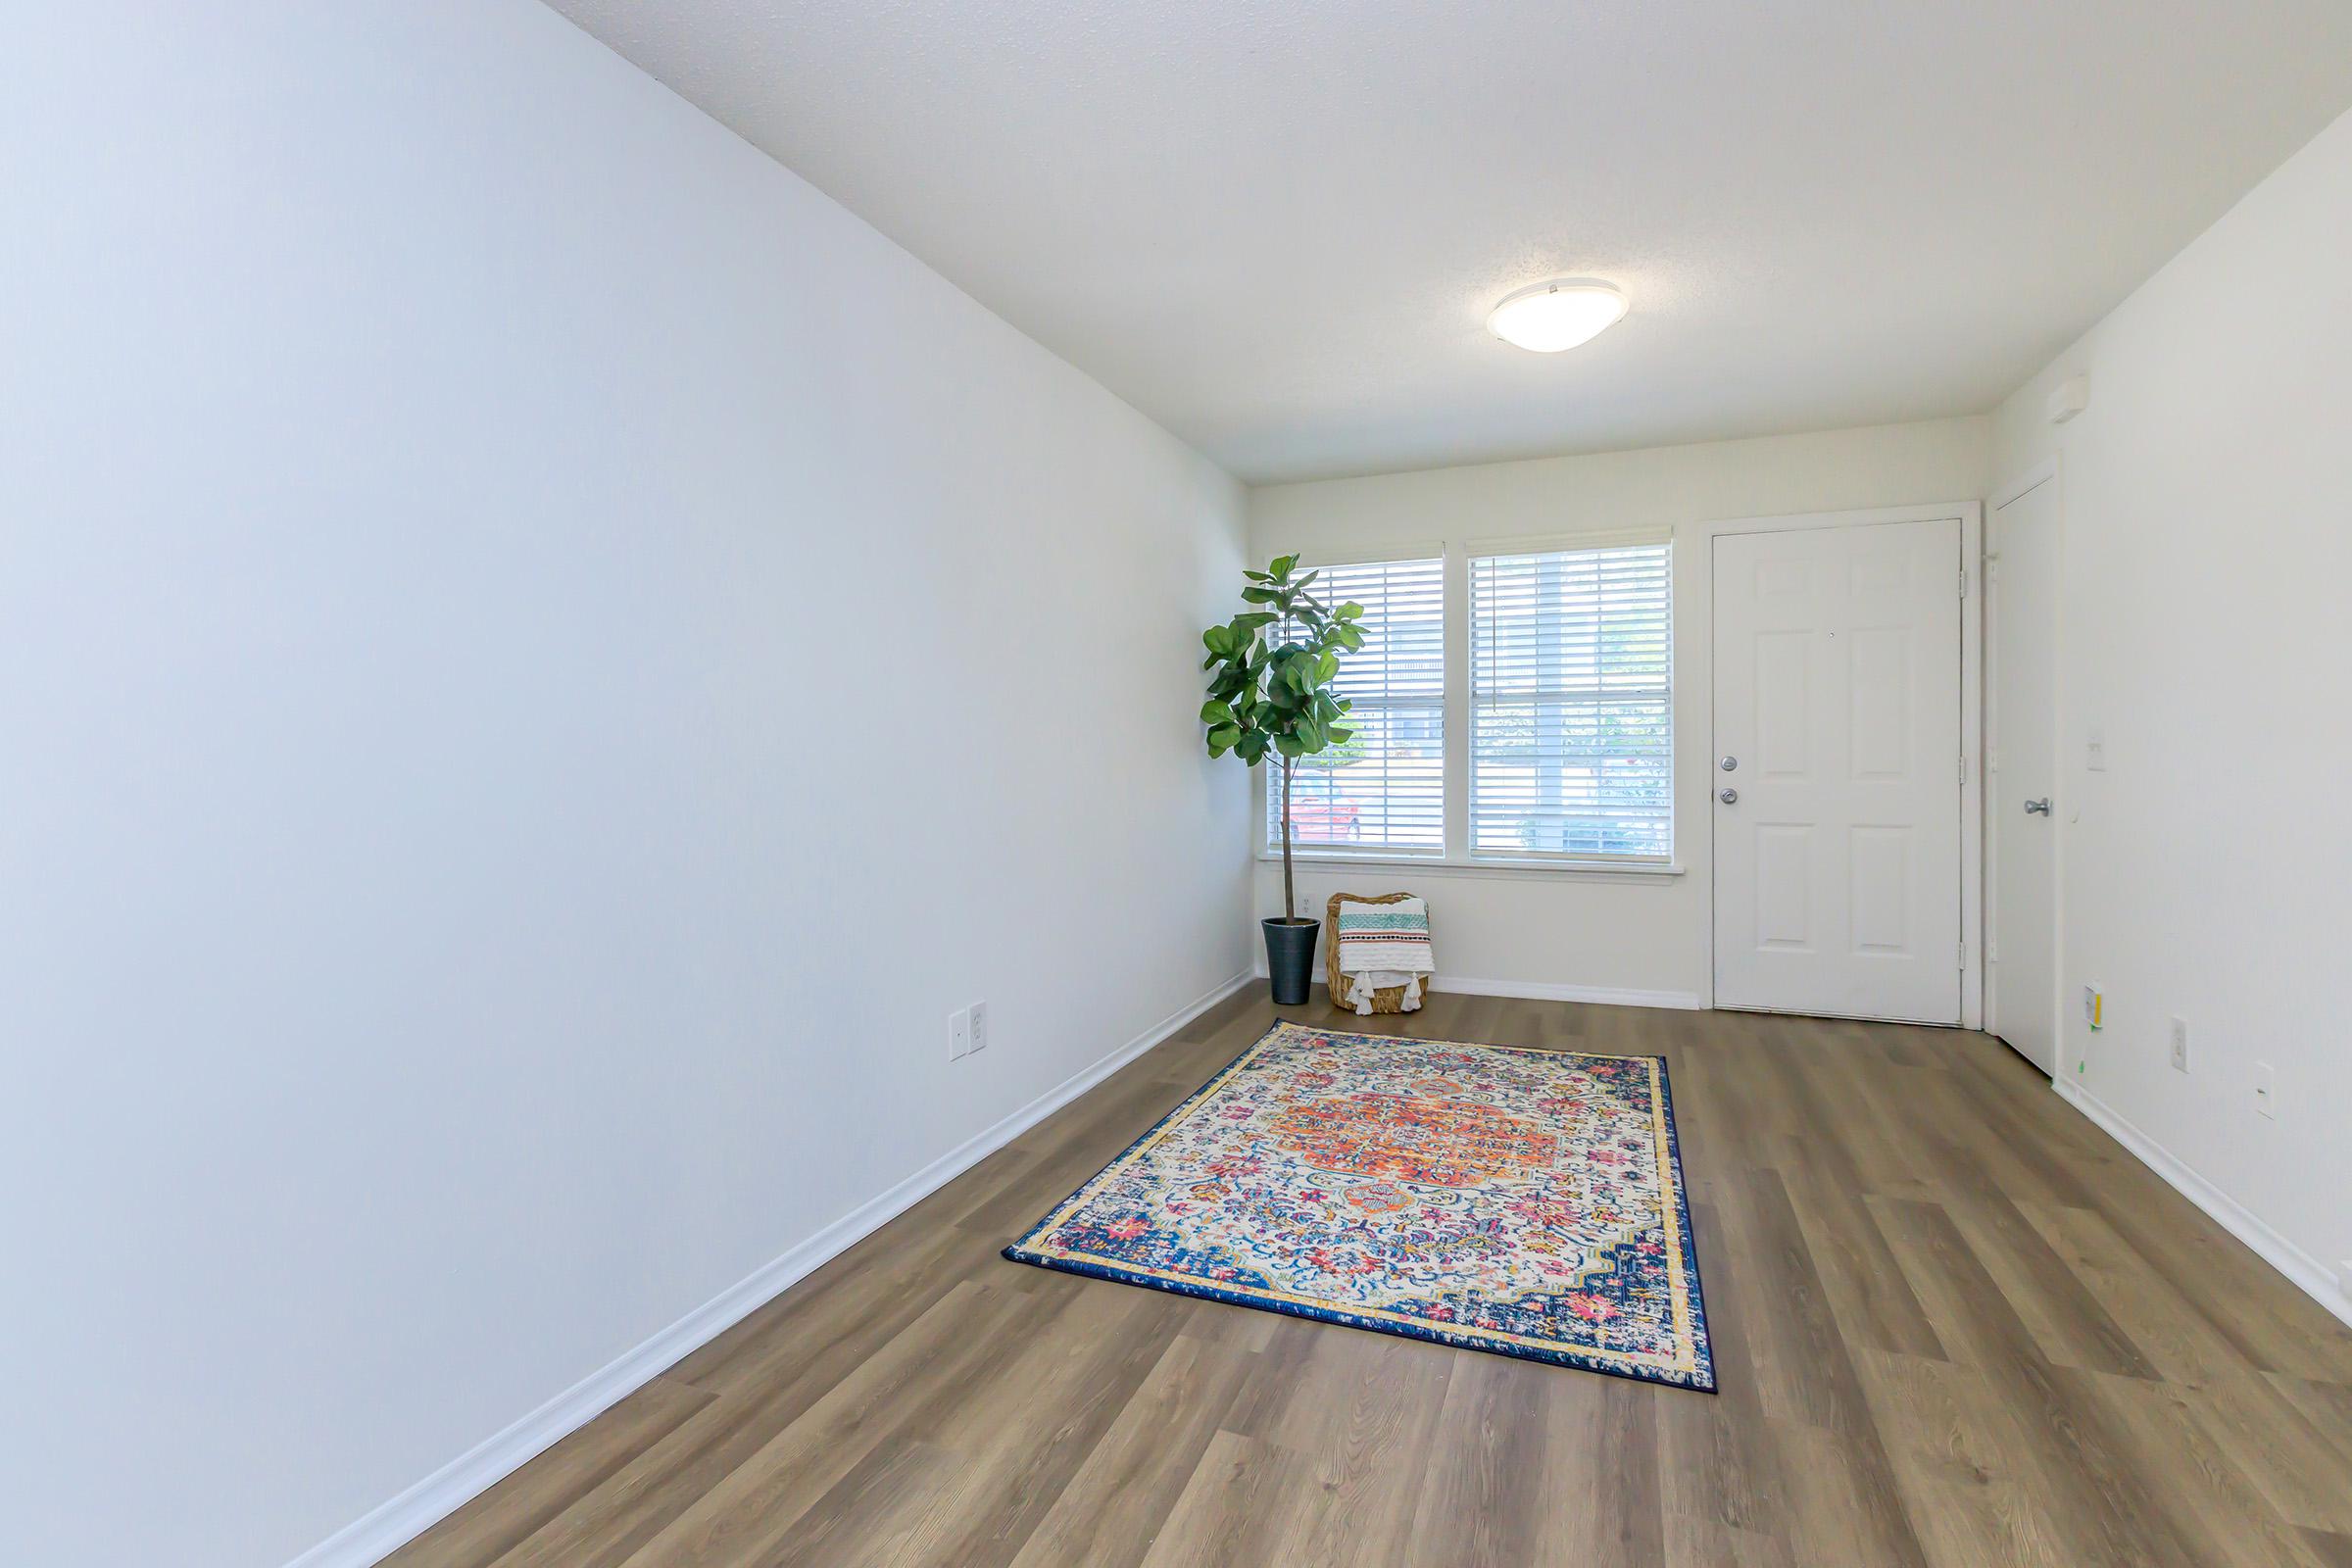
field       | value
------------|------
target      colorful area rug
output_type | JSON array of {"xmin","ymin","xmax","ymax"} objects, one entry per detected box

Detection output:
[{"xmin": 1004, "ymin": 1020, "xmax": 1714, "ymax": 1391}]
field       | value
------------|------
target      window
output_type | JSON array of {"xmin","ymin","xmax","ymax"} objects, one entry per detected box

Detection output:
[
  {"xmin": 1264, "ymin": 555, "xmax": 1445, "ymax": 853},
  {"xmin": 1469, "ymin": 542, "xmax": 1672, "ymax": 859}
]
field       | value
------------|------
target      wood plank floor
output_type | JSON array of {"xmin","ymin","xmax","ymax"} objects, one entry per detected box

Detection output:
[{"xmin": 387, "ymin": 990, "xmax": 2352, "ymax": 1567}]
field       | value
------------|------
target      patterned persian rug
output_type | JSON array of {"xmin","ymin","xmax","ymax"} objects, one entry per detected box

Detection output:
[{"xmin": 1004, "ymin": 1020, "xmax": 1715, "ymax": 1391}]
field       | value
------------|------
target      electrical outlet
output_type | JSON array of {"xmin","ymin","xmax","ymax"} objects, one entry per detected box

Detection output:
[
  {"xmin": 2082, "ymin": 985, "xmax": 2103, "ymax": 1031},
  {"xmin": 2169, "ymin": 1016, "xmax": 2189, "ymax": 1074},
  {"xmin": 968, "ymin": 1001, "xmax": 989, "ymax": 1054},
  {"xmin": 2253, "ymin": 1061, "xmax": 2276, "ymax": 1119},
  {"xmin": 949, "ymin": 1006, "xmax": 971, "ymax": 1060}
]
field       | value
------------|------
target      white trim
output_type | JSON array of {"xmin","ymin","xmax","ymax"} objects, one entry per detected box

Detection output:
[
  {"xmin": 1462, "ymin": 525, "xmax": 1672, "ymax": 557},
  {"xmin": 1441, "ymin": 532, "xmax": 1471, "ymax": 864},
  {"xmin": 1983, "ymin": 458, "xmax": 2065, "ymax": 1062},
  {"xmin": 1290, "ymin": 539, "xmax": 1446, "ymax": 570},
  {"xmin": 282, "ymin": 969, "xmax": 1256, "ymax": 1568},
  {"xmin": 1990, "ymin": 456, "xmax": 2060, "ymax": 514},
  {"xmin": 1685, "ymin": 501, "xmax": 1985, "ymax": 1028},
  {"xmin": 1429, "ymin": 974, "xmax": 1705, "ymax": 1009},
  {"xmin": 2053, "ymin": 1079, "xmax": 2352, "ymax": 1330},
  {"xmin": 1959, "ymin": 505, "xmax": 1985, "ymax": 1031},
  {"xmin": 1245, "ymin": 956, "xmax": 1704, "ymax": 1011},
  {"xmin": 1256, "ymin": 851, "xmax": 1684, "ymax": 882}
]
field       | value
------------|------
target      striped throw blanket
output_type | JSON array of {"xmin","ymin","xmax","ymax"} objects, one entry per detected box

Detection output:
[{"xmin": 1334, "ymin": 897, "xmax": 1433, "ymax": 1014}]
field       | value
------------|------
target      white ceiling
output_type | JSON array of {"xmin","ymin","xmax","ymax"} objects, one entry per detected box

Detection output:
[{"xmin": 548, "ymin": 1, "xmax": 2352, "ymax": 484}]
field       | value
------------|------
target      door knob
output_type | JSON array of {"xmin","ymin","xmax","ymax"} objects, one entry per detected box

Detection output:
[
  {"xmin": 2024, "ymin": 798, "xmax": 2051, "ymax": 815},
  {"xmin": 1719, "ymin": 755, "xmax": 1738, "ymax": 772},
  {"xmin": 1718, "ymin": 787, "xmax": 1739, "ymax": 805}
]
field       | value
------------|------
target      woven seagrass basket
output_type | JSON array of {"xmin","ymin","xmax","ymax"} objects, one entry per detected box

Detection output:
[{"xmin": 1324, "ymin": 891, "xmax": 1424, "ymax": 1014}]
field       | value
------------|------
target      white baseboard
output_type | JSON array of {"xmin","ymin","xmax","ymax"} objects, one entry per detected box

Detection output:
[
  {"xmin": 2053, "ymin": 1078, "xmax": 2352, "ymax": 1330},
  {"xmin": 1426, "ymin": 974, "xmax": 1705, "ymax": 1010},
  {"xmin": 285, "ymin": 968, "xmax": 1256, "ymax": 1568},
  {"xmin": 1248, "ymin": 957, "xmax": 1702, "ymax": 1012}
]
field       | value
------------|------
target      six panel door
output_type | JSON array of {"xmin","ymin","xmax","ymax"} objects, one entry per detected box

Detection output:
[{"xmin": 1712, "ymin": 518, "xmax": 1964, "ymax": 1024}]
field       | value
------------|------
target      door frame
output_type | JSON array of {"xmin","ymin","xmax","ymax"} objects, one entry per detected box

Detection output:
[
  {"xmin": 1984, "ymin": 457, "xmax": 2062, "ymax": 1055},
  {"xmin": 1682, "ymin": 501, "xmax": 1984, "ymax": 1028}
]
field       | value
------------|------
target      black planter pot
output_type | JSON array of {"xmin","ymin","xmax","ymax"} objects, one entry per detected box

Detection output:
[{"xmin": 1262, "ymin": 917, "xmax": 1320, "ymax": 1006}]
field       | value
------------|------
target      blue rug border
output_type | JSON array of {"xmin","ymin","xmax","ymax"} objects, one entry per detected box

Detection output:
[{"xmin": 1001, "ymin": 1017, "xmax": 1718, "ymax": 1394}]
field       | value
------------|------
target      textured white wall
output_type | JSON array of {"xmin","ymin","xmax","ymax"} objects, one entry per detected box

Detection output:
[
  {"xmin": 0, "ymin": 5, "xmax": 1248, "ymax": 1564},
  {"xmin": 1988, "ymin": 107, "xmax": 2352, "ymax": 1297},
  {"xmin": 1248, "ymin": 418, "xmax": 1991, "ymax": 999}
]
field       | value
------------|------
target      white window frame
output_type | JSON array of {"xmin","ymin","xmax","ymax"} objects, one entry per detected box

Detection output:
[
  {"xmin": 1465, "ymin": 532, "xmax": 1675, "ymax": 866},
  {"xmin": 1251, "ymin": 534, "xmax": 1686, "ymax": 880},
  {"xmin": 1258, "ymin": 545, "xmax": 1447, "ymax": 860}
]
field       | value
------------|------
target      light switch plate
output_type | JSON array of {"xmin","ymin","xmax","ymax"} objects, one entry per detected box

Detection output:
[
  {"xmin": 2253, "ymin": 1060, "xmax": 2276, "ymax": 1118},
  {"xmin": 2086, "ymin": 726, "xmax": 2107, "ymax": 771},
  {"xmin": 949, "ymin": 1007, "xmax": 971, "ymax": 1060}
]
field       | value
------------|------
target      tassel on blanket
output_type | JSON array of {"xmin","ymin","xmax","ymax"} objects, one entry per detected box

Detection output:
[
  {"xmin": 1345, "ymin": 970, "xmax": 1425, "ymax": 1015},
  {"xmin": 1333, "ymin": 895, "xmax": 1434, "ymax": 1015}
]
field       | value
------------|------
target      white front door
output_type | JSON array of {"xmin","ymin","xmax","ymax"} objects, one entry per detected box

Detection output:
[
  {"xmin": 1987, "ymin": 476, "xmax": 2061, "ymax": 1071},
  {"xmin": 1713, "ymin": 518, "xmax": 1964, "ymax": 1023}
]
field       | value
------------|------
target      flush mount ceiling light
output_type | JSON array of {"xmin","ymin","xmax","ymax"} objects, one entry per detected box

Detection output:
[{"xmin": 1487, "ymin": 278, "xmax": 1629, "ymax": 353}]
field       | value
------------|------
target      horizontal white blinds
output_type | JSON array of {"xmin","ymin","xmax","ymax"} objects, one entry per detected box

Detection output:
[
  {"xmin": 1469, "ymin": 543, "xmax": 1672, "ymax": 858},
  {"xmin": 1266, "ymin": 555, "xmax": 1445, "ymax": 853}
]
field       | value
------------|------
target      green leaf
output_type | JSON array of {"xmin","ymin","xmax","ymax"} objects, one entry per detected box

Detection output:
[
  {"xmin": 1273, "ymin": 732, "xmax": 1305, "ymax": 759},
  {"xmin": 1337, "ymin": 602, "xmax": 1364, "ymax": 620},
  {"xmin": 1268, "ymin": 553, "xmax": 1299, "ymax": 578},
  {"xmin": 1231, "ymin": 612, "xmax": 1276, "ymax": 632},
  {"xmin": 1325, "ymin": 725, "xmax": 1353, "ymax": 744},
  {"xmin": 1241, "ymin": 586, "xmax": 1277, "ymax": 604},
  {"xmin": 1206, "ymin": 724, "xmax": 1242, "ymax": 754},
  {"xmin": 1316, "ymin": 651, "xmax": 1339, "ymax": 683},
  {"xmin": 1237, "ymin": 731, "xmax": 1268, "ymax": 764},
  {"xmin": 1200, "ymin": 699, "xmax": 1234, "ymax": 725},
  {"xmin": 1335, "ymin": 624, "xmax": 1364, "ymax": 651}
]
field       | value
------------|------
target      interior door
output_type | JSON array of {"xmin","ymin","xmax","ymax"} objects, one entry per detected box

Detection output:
[
  {"xmin": 1713, "ymin": 518, "xmax": 1964, "ymax": 1023},
  {"xmin": 1987, "ymin": 476, "xmax": 2060, "ymax": 1072}
]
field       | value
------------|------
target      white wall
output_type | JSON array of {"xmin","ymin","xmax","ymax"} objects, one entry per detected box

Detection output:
[
  {"xmin": 1248, "ymin": 418, "xmax": 1990, "ymax": 1001},
  {"xmin": 1989, "ymin": 108, "xmax": 2352, "ymax": 1302},
  {"xmin": 0, "ymin": 5, "xmax": 1249, "ymax": 1565}
]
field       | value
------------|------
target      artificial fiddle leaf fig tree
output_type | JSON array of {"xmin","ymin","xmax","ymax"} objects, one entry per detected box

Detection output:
[{"xmin": 1201, "ymin": 554, "xmax": 1363, "ymax": 1003}]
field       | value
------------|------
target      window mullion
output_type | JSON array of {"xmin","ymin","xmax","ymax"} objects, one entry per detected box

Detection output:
[{"xmin": 1442, "ymin": 540, "xmax": 1470, "ymax": 859}]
